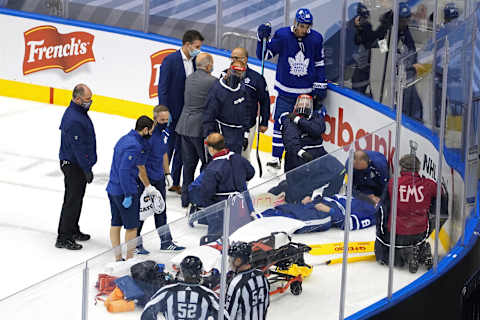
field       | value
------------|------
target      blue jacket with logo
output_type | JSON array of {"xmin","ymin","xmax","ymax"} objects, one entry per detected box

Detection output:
[
  {"xmin": 348, "ymin": 150, "xmax": 389, "ymax": 197},
  {"xmin": 59, "ymin": 101, "xmax": 97, "ymax": 171},
  {"xmin": 106, "ymin": 130, "xmax": 149, "ymax": 196},
  {"xmin": 203, "ymin": 78, "xmax": 250, "ymax": 138},
  {"xmin": 188, "ymin": 150, "xmax": 255, "ymax": 208},
  {"xmin": 145, "ymin": 125, "xmax": 169, "ymax": 181}
]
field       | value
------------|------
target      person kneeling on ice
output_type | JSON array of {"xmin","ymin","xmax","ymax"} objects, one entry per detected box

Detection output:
[
  {"xmin": 258, "ymin": 192, "xmax": 377, "ymax": 233},
  {"xmin": 282, "ymin": 94, "xmax": 327, "ymax": 173},
  {"xmin": 375, "ymin": 154, "xmax": 447, "ymax": 273},
  {"xmin": 141, "ymin": 256, "xmax": 229, "ymax": 320},
  {"xmin": 188, "ymin": 133, "xmax": 255, "ymax": 243}
]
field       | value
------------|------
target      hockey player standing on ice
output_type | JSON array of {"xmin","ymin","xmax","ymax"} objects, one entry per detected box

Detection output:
[
  {"xmin": 226, "ymin": 241, "xmax": 270, "ymax": 320},
  {"xmin": 56, "ymin": 84, "xmax": 96, "ymax": 250},
  {"xmin": 257, "ymin": 8, "xmax": 327, "ymax": 172},
  {"xmin": 203, "ymin": 61, "xmax": 250, "ymax": 154},
  {"xmin": 136, "ymin": 106, "xmax": 185, "ymax": 255},
  {"xmin": 106, "ymin": 116, "xmax": 162, "ymax": 261},
  {"xmin": 281, "ymin": 94, "xmax": 326, "ymax": 172},
  {"xmin": 188, "ymin": 133, "xmax": 254, "ymax": 242},
  {"xmin": 141, "ymin": 256, "xmax": 229, "ymax": 320},
  {"xmin": 375, "ymin": 154, "xmax": 446, "ymax": 273},
  {"xmin": 347, "ymin": 150, "xmax": 389, "ymax": 203}
]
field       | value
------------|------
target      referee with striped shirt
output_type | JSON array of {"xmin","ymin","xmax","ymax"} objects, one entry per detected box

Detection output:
[
  {"xmin": 141, "ymin": 256, "xmax": 229, "ymax": 320},
  {"xmin": 226, "ymin": 242, "xmax": 270, "ymax": 320}
]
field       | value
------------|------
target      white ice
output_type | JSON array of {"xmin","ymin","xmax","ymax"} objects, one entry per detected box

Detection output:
[{"xmin": 0, "ymin": 96, "xmax": 425, "ymax": 319}]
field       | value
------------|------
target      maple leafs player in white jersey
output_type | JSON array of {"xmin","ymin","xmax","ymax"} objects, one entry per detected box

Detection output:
[{"xmin": 256, "ymin": 8, "xmax": 327, "ymax": 172}]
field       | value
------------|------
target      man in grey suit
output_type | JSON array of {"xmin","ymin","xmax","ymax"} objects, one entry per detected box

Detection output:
[{"xmin": 176, "ymin": 53, "xmax": 216, "ymax": 208}]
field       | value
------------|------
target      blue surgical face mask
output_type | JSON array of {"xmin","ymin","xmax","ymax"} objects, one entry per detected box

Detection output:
[{"xmin": 189, "ymin": 48, "xmax": 201, "ymax": 58}]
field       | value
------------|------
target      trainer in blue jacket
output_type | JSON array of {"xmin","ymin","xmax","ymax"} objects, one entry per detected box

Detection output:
[
  {"xmin": 189, "ymin": 133, "xmax": 255, "ymax": 242},
  {"xmin": 257, "ymin": 8, "xmax": 327, "ymax": 171},
  {"xmin": 203, "ymin": 61, "xmax": 250, "ymax": 154},
  {"xmin": 136, "ymin": 106, "xmax": 185, "ymax": 254},
  {"xmin": 348, "ymin": 150, "xmax": 389, "ymax": 199},
  {"xmin": 158, "ymin": 30, "xmax": 203, "ymax": 193},
  {"xmin": 56, "ymin": 84, "xmax": 97, "ymax": 251},
  {"xmin": 225, "ymin": 47, "xmax": 271, "ymax": 160},
  {"xmin": 106, "ymin": 116, "xmax": 162, "ymax": 261}
]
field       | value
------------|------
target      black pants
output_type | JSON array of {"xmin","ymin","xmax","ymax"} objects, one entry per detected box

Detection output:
[
  {"xmin": 57, "ymin": 161, "xmax": 87, "ymax": 241},
  {"xmin": 167, "ymin": 125, "xmax": 183, "ymax": 186},
  {"xmin": 137, "ymin": 179, "xmax": 172, "ymax": 245},
  {"xmin": 181, "ymin": 135, "xmax": 206, "ymax": 207}
]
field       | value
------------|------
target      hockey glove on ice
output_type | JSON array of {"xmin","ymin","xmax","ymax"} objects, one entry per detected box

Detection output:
[
  {"xmin": 122, "ymin": 196, "xmax": 132, "ymax": 209},
  {"xmin": 257, "ymin": 24, "xmax": 272, "ymax": 40}
]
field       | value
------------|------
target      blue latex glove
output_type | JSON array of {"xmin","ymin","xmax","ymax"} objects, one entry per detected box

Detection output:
[
  {"xmin": 122, "ymin": 196, "xmax": 132, "ymax": 209},
  {"xmin": 257, "ymin": 24, "xmax": 272, "ymax": 40}
]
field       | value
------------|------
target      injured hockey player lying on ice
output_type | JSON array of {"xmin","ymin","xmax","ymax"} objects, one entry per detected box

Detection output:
[{"xmin": 253, "ymin": 192, "xmax": 377, "ymax": 234}]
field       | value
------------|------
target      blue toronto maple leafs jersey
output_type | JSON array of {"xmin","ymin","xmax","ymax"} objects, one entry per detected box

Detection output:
[{"xmin": 256, "ymin": 26, "xmax": 327, "ymax": 97}]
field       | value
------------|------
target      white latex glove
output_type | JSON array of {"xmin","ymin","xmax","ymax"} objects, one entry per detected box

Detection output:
[
  {"xmin": 165, "ymin": 173, "xmax": 173, "ymax": 187},
  {"xmin": 145, "ymin": 184, "xmax": 161, "ymax": 198}
]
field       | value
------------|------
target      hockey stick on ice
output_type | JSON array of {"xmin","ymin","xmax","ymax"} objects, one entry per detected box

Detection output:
[
  {"xmin": 308, "ymin": 241, "xmax": 375, "ymax": 256},
  {"xmin": 323, "ymin": 254, "xmax": 376, "ymax": 265},
  {"xmin": 256, "ymin": 26, "xmax": 269, "ymax": 178}
]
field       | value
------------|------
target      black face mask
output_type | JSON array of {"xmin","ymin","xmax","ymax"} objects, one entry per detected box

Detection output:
[
  {"xmin": 143, "ymin": 133, "xmax": 152, "ymax": 140},
  {"xmin": 157, "ymin": 123, "xmax": 167, "ymax": 130}
]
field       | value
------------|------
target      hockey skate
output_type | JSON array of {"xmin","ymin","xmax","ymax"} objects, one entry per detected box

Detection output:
[
  {"xmin": 266, "ymin": 157, "xmax": 282, "ymax": 175},
  {"xmin": 408, "ymin": 246, "xmax": 420, "ymax": 274},
  {"xmin": 420, "ymin": 242, "xmax": 433, "ymax": 270}
]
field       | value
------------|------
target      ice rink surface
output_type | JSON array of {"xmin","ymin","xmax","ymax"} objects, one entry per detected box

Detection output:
[{"xmin": 0, "ymin": 96, "xmax": 424, "ymax": 319}]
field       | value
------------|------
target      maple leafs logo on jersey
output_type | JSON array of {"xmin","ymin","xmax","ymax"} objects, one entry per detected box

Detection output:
[{"xmin": 288, "ymin": 51, "xmax": 309, "ymax": 77}]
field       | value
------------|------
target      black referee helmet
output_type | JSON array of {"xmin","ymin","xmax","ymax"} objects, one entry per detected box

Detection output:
[
  {"xmin": 180, "ymin": 256, "xmax": 203, "ymax": 283},
  {"xmin": 228, "ymin": 241, "xmax": 252, "ymax": 265}
]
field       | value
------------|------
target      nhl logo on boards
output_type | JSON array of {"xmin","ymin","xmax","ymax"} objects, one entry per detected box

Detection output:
[{"xmin": 23, "ymin": 25, "xmax": 95, "ymax": 75}]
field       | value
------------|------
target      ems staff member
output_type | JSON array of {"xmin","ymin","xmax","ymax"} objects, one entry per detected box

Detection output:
[
  {"xmin": 106, "ymin": 116, "xmax": 162, "ymax": 261},
  {"xmin": 375, "ymin": 154, "xmax": 446, "ymax": 273},
  {"xmin": 158, "ymin": 30, "xmax": 204, "ymax": 194},
  {"xmin": 176, "ymin": 52, "xmax": 216, "ymax": 208},
  {"xmin": 228, "ymin": 47, "xmax": 270, "ymax": 160},
  {"xmin": 203, "ymin": 61, "xmax": 250, "ymax": 154},
  {"xmin": 56, "ymin": 84, "xmax": 97, "ymax": 251}
]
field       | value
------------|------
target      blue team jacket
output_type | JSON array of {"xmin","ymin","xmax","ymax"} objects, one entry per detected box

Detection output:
[
  {"xmin": 59, "ymin": 101, "xmax": 97, "ymax": 171},
  {"xmin": 106, "ymin": 130, "xmax": 149, "ymax": 196},
  {"xmin": 349, "ymin": 150, "xmax": 389, "ymax": 197},
  {"xmin": 188, "ymin": 150, "xmax": 255, "ymax": 208},
  {"xmin": 145, "ymin": 125, "xmax": 169, "ymax": 181},
  {"xmin": 242, "ymin": 67, "xmax": 271, "ymax": 128}
]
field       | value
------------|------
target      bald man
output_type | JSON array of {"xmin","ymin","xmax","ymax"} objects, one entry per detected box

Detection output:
[
  {"xmin": 229, "ymin": 48, "xmax": 270, "ymax": 161},
  {"xmin": 203, "ymin": 60, "xmax": 250, "ymax": 155},
  {"xmin": 57, "ymin": 84, "xmax": 97, "ymax": 250},
  {"xmin": 176, "ymin": 53, "xmax": 216, "ymax": 208},
  {"xmin": 189, "ymin": 133, "xmax": 255, "ymax": 241}
]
